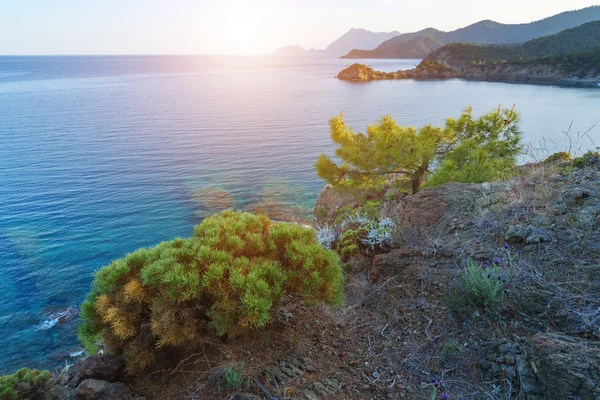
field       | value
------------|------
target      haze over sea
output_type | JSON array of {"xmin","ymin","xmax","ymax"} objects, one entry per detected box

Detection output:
[{"xmin": 0, "ymin": 55, "xmax": 599, "ymax": 373}]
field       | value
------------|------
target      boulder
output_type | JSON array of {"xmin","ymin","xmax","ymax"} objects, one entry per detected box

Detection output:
[
  {"xmin": 505, "ymin": 225, "xmax": 551, "ymax": 245},
  {"xmin": 103, "ymin": 382, "xmax": 134, "ymax": 400},
  {"xmin": 313, "ymin": 185, "xmax": 360, "ymax": 224},
  {"xmin": 389, "ymin": 182, "xmax": 509, "ymax": 233},
  {"xmin": 68, "ymin": 355, "xmax": 125, "ymax": 386},
  {"xmin": 396, "ymin": 190, "xmax": 448, "ymax": 231},
  {"xmin": 530, "ymin": 334, "xmax": 600, "ymax": 400},
  {"xmin": 75, "ymin": 379, "xmax": 110, "ymax": 400}
]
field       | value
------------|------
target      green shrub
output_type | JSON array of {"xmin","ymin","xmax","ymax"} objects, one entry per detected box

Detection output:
[
  {"xmin": 544, "ymin": 151, "xmax": 572, "ymax": 163},
  {"xmin": 79, "ymin": 211, "xmax": 343, "ymax": 372},
  {"xmin": 572, "ymin": 149, "xmax": 600, "ymax": 168},
  {"xmin": 572, "ymin": 157, "xmax": 586, "ymax": 168},
  {"xmin": 461, "ymin": 259, "xmax": 507, "ymax": 309},
  {"xmin": 338, "ymin": 228, "xmax": 363, "ymax": 258},
  {"xmin": 0, "ymin": 368, "xmax": 52, "ymax": 400},
  {"xmin": 219, "ymin": 363, "xmax": 249, "ymax": 392}
]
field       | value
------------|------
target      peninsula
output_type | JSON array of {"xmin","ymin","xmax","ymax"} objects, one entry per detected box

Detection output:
[{"xmin": 338, "ymin": 21, "xmax": 600, "ymax": 86}]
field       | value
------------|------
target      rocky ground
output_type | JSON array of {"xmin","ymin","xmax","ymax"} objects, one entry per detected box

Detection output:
[{"xmin": 20, "ymin": 156, "xmax": 600, "ymax": 400}]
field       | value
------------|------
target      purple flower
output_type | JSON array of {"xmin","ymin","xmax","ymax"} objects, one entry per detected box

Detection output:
[
  {"xmin": 494, "ymin": 258, "xmax": 501, "ymax": 265},
  {"xmin": 487, "ymin": 273, "xmax": 492, "ymax": 278},
  {"xmin": 498, "ymin": 275, "xmax": 502, "ymax": 281},
  {"xmin": 504, "ymin": 243, "xmax": 509, "ymax": 249},
  {"xmin": 442, "ymin": 394, "xmax": 450, "ymax": 400},
  {"xmin": 434, "ymin": 380, "xmax": 440, "ymax": 388}
]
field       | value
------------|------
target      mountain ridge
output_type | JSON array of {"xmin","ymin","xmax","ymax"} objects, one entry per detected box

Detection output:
[{"xmin": 342, "ymin": 6, "xmax": 600, "ymax": 59}]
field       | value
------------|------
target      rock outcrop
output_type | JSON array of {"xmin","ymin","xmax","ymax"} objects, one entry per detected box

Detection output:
[{"xmin": 531, "ymin": 334, "xmax": 600, "ymax": 400}]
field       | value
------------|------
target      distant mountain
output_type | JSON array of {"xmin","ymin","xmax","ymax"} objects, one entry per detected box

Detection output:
[
  {"xmin": 324, "ymin": 28, "xmax": 401, "ymax": 55},
  {"xmin": 272, "ymin": 45, "xmax": 322, "ymax": 55},
  {"xmin": 423, "ymin": 20, "xmax": 600, "ymax": 73},
  {"xmin": 343, "ymin": 35, "xmax": 444, "ymax": 59},
  {"xmin": 343, "ymin": 6, "xmax": 600, "ymax": 59},
  {"xmin": 272, "ymin": 28, "xmax": 400, "ymax": 56},
  {"xmin": 425, "ymin": 21, "xmax": 600, "ymax": 65}
]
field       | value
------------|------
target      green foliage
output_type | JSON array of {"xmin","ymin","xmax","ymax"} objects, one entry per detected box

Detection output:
[
  {"xmin": 425, "ymin": 22, "xmax": 600, "ymax": 78},
  {"xmin": 219, "ymin": 364, "xmax": 249, "ymax": 392},
  {"xmin": 572, "ymin": 149, "xmax": 600, "ymax": 168},
  {"xmin": 334, "ymin": 200, "xmax": 381, "ymax": 225},
  {"xmin": 316, "ymin": 106, "xmax": 521, "ymax": 195},
  {"xmin": 0, "ymin": 368, "xmax": 52, "ymax": 400},
  {"xmin": 338, "ymin": 229, "xmax": 363, "ymax": 258},
  {"xmin": 441, "ymin": 339, "xmax": 459, "ymax": 357},
  {"xmin": 79, "ymin": 211, "xmax": 343, "ymax": 372},
  {"xmin": 426, "ymin": 107, "xmax": 522, "ymax": 187},
  {"xmin": 461, "ymin": 259, "xmax": 506, "ymax": 309},
  {"xmin": 544, "ymin": 151, "xmax": 572, "ymax": 163},
  {"xmin": 414, "ymin": 61, "xmax": 454, "ymax": 74}
]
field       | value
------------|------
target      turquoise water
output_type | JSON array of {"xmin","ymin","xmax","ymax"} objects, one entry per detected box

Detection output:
[{"xmin": 0, "ymin": 55, "xmax": 599, "ymax": 373}]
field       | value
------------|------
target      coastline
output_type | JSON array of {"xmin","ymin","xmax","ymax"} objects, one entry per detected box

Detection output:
[{"xmin": 336, "ymin": 62, "xmax": 600, "ymax": 88}]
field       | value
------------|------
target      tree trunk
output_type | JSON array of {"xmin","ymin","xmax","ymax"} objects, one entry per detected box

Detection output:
[{"xmin": 411, "ymin": 164, "xmax": 428, "ymax": 194}]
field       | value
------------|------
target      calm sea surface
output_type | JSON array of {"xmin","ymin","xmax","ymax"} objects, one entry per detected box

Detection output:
[{"xmin": 0, "ymin": 55, "xmax": 599, "ymax": 372}]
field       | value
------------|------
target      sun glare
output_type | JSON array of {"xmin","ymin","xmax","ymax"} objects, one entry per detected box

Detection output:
[{"xmin": 223, "ymin": 13, "xmax": 264, "ymax": 55}]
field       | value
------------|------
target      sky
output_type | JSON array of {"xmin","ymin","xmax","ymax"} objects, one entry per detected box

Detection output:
[{"xmin": 1, "ymin": 0, "xmax": 599, "ymax": 55}]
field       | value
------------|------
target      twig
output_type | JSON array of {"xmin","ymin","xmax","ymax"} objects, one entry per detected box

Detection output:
[
  {"xmin": 381, "ymin": 324, "xmax": 391, "ymax": 339},
  {"xmin": 423, "ymin": 315, "xmax": 433, "ymax": 341},
  {"xmin": 251, "ymin": 377, "xmax": 279, "ymax": 400}
]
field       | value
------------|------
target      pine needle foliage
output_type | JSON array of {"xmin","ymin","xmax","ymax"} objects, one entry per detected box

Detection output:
[
  {"xmin": 79, "ymin": 211, "xmax": 343, "ymax": 372},
  {"xmin": 0, "ymin": 368, "xmax": 52, "ymax": 400},
  {"xmin": 315, "ymin": 106, "xmax": 521, "ymax": 194}
]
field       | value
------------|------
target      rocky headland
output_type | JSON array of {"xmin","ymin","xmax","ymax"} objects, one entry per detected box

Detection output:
[{"xmin": 337, "ymin": 60, "xmax": 600, "ymax": 86}]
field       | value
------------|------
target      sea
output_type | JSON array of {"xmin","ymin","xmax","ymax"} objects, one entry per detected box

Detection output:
[{"xmin": 0, "ymin": 55, "xmax": 599, "ymax": 373}]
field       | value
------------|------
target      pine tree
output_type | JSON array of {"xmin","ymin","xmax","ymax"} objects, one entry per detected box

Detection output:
[{"xmin": 315, "ymin": 106, "xmax": 521, "ymax": 194}]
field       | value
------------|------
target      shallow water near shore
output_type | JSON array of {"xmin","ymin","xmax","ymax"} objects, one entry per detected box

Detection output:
[{"xmin": 0, "ymin": 55, "xmax": 599, "ymax": 373}]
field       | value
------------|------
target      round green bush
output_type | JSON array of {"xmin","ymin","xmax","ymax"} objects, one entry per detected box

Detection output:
[{"xmin": 79, "ymin": 211, "xmax": 343, "ymax": 372}]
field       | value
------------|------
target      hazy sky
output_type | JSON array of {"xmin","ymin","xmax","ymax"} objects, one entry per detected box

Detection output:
[{"xmin": 1, "ymin": 0, "xmax": 599, "ymax": 55}]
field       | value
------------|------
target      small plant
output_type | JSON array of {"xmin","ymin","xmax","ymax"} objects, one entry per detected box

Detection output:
[
  {"xmin": 361, "ymin": 218, "xmax": 396, "ymax": 250},
  {"xmin": 0, "ymin": 368, "xmax": 52, "ymax": 400},
  {"xmin": 338, "ymin": 228, "xmax": 363, "ymax": 258},
  {"xmin": 315, "ymin": 224, "xmax": 336, "ymax": 249},
  {"xmin": 461, "ymin": 259, "xmax": 507, "ymax": 309},
  {"xmin": 441, "ymin": 338, "xmax": 459, "ymax": 357},
  {"xmin": 572, "ymin": 149, "xmax": 600, "ymax": 168},
  {"xmin": 544, "ymin": 151, "xmax": 572, "ymax": 163},
  {"xmin": 427, "ymin": 378, "xmax": 449, "ymax": 400},
  {"xmin": 219, "ymin": 364, "xmax": 249, "ymax": 392}
]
